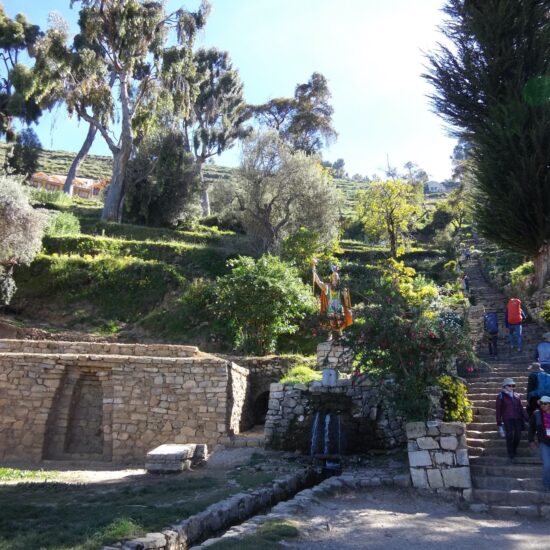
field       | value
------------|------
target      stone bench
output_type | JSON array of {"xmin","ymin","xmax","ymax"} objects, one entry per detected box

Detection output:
[{"xmin": 145, "ymin": 443, "xmax": 208, "ymax": 473}]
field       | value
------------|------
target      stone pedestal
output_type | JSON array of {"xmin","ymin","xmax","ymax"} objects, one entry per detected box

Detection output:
[{"xmin": 316, "ymin": 341, "xmax": 353, "ymax": 373}]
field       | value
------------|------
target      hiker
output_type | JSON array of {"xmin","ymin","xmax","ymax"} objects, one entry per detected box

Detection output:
[
  {"xmin": 526, "ymin": 364, "xmax": 550, "ymax": 416},
  {"xmin": 533, "ymin": 332, "xmax": 550, "ymax": 373},
  {"xmin": 461, "ymin": 274, "xmax": 470, "ymax": 294},
  {"xmin": 484, "ymin": 311, "xmax": 499, "ymax": 358},
  {"xmin": 496, "ymin": 377, "xmax": 528, "ymax": 462},
  {"xmin": 505, "ymin": 297, "xmax": 526, "ymax": 352},
  {"xmin": 528, "ymin": 395, "xmax": 550, "ymax": 491}
]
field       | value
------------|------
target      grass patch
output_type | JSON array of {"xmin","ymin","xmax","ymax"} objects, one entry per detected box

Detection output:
[
  {"xmin": 0, "ymin": 468, "xmax": 55, "ymax": 482},
  {"xmin": 0, "ymin": 470, "xmax": 285, "ymax": 550},
  {"xmin": 207, "ymin": 519, "xmax": 300, "ymax": 549}
]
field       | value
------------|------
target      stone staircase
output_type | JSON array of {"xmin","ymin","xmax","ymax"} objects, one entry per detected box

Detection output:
[{"xmin": 464, "ymin": 257, "xmax": 550, "ymax": 517}]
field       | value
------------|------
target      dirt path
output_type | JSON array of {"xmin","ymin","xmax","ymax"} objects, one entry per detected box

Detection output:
[{"xmin": 286, "ymin": 487, "xmax": 547, "ymax": 549}]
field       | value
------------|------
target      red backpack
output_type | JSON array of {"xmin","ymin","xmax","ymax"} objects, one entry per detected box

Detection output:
[{"xmin": 507, "ymin": 298, "xmax": 522, "ymax": 324}]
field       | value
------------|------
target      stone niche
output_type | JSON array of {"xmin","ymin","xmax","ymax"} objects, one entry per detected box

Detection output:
[{"xmin": 264, "ymin": 378, "xmax": 405, "ymax": 453}]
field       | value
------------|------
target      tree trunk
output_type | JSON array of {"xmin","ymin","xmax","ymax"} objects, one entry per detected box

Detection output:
[
  {"xmin": 198, "ymin": 162, "xmax": 210, "ymax": 217},
  {"xmin": 64, "ymin": 123, "xmax": 97, "ymax": 194},
  {"xmin": 101, "ymin": 143, "xmax": 132, "ymax": 222},
  {"xmin": 534, "ymin": 243, "xmax": 550, "ymax": 290}
]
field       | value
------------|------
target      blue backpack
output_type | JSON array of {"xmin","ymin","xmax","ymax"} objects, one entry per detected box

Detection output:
[
  {"xmin": 528, "ymin": 371, "xmax": 550, "ymax": 399},
  {"xmin": 537, "ymin": 342, "xmax": 550, "ymax": 365},
  {"xmin": 484, "ymin": 312, "xmax": 498, "ymax": 335}
]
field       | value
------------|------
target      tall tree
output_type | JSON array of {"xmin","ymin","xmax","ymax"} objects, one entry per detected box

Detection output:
[
  {"xmin": 251, "ymin": 72, "xmax": 337, "ymax": 155},
  {"xmin": 0, "ymin": 6, "xmax": 42, "ymax": 141},
  {"xmin": 37, "ymin": 0, "xmax": 209, "ymax": 222},
  {"xmin": 183, "ymin": 48, "xmax": 250, "ymax": 216},
  {"xmin": 236, "ymin": 131, "xmax": 340, "ymax": 253},
  {"xmin": 425, "ymin": 0, "xmax": 550, "ymax": 288},
  {"xmin": 356, "ymin": 179, "xmax": 421, "ymax": 258}
]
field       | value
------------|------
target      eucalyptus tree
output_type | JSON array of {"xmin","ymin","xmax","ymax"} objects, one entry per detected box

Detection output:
[
  {"xmin": 183, "ymin": 48, "xmax": 250, "ymax": 216},
  {"xmin": 425, "ymin": 0, "xmax": 550, "ymax": 288},
  {"xmin": 0, "ymin": 5, "xmax": 42, "ymax": 142},
  {"xmin": 37, "ymin": 0, "xmax": 209, "ymax": 222},
  {"xmin": 251, "ymin": 72, "xmax": 337, "ymax": 155}
]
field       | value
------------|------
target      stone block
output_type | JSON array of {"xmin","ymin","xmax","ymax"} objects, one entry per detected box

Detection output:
[
  {"xmin": 408, "ymin": 450, "xmax": 432, "ymax": 467},
  {"xmin": 456, "ymin": 449, "xmax": 470, "ymax": 466},
  {"xmin": 426, "ymin": 468, "xmax": 444, "ymax": 489},
  {"xmin": 439, "ymin": 422, "xmax": 465, "ymax": 435},
  {"xmin": 434, "ymin": 451, "xmax": 454, "ymax": 466},
  {"xmin": 417, "ymin": 437, "xmax": 439, "ymax": 450},
  {"xmin": 410, "ymin": 468, "xmax": 428, "ymax": 488},
  {"xmin": 406, "ymin": 422, "xmax": 427, "ymax": 439},
  {"xmin": 441, "ymin": 467, "xmax": 471, "ymax": 488},
  {"xmin": 146, "ymin": 443, "xmax": 198, "ymax": 472},
  {"xmin": 440, "ymin": 436, "xmax": 459, "ymax": 451},
  {"xmin": 407, "ymin": 441, "xmax": 419, "ymax": 452}
]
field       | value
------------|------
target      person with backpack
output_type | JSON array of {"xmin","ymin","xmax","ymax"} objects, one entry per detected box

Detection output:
[
  {"xmin": 528, "ymin": 395, "xmax": 550, "ymax": 491},
  {"xmin": 496, "ymin": 377, "xmax": 528, "ymax": 462},
  {"xmin": 484, "ymin": 311, "xmax": 499, "ymax": 358},
  {"xmin": 526, "ymin": 364, "xmax": 550, "ymax": 415},
  {"xmin": 532, "ymin": 332, "xmax": 550, "ymax": 373},
  {"xmin": 505, "ymin": 297, "xmax": 526, "ymax": 352}
]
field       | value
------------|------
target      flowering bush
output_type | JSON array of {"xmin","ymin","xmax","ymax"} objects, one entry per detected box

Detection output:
[{"xmin": 348, "ymin": 259, "xmax": 471, "ymax": 420}]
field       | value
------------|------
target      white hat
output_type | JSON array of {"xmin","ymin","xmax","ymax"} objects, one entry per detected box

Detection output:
[
  {"xmin": 540, "ymin": 395, "xmax": 550, "ymax": 403},
  {"xmin": 502, "ymin": 378, "xmax": 515, "ymax": 387}
]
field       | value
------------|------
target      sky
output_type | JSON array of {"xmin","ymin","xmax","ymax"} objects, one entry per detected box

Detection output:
[{"xmin": 3, "ymin": 0, "xmax": 456, "ymax": 181}]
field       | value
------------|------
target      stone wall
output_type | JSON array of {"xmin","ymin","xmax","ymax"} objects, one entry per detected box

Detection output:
[
  {"xmin": 406, "ymin": 420, "xmax": 471, "ymax": 496},
  {"xmin": 0, "ymin": 339, "xmax": 199, "ymax": 357},
  {"xmin": 264, "ymin": 378, "xmax": 405, "ymax": 453},
  {"xmin": 0, "ymin": 347, "xmax": 251, "ymax": 463}
]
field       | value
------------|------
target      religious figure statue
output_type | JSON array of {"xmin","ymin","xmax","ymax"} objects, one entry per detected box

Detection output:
[{"xmin": 312, "ymin": 260, "xmax": 352, "ymax": 339}]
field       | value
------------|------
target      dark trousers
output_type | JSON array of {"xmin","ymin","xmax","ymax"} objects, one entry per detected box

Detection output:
[
  {"xmin": 503, "ymin": 418, "xmax": 523, "ymax": 458},
  {"xmin": 488, "ymin": 334, "xmax": 498, "ymax": 356}
]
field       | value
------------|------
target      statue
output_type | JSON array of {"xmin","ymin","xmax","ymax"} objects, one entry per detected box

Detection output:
[{"xmin": 312, "ymin": 260, "xmax": 352, "ymax": 340}]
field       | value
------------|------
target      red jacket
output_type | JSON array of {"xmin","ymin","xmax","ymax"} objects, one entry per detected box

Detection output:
[{"xmin": 495, "ymin": 391, "xmax": 528, "ymax": 425}]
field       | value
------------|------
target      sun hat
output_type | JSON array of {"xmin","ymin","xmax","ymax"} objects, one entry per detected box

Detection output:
[
  {"xmin": 540, "ymin": 395, "xmax": 550, "ymax": 403},
  {"xmin": 502, "ymin": 377, "xmax": 515, "ymax": 387}
]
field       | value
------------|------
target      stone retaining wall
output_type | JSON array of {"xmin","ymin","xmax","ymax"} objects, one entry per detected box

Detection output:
[
  {"xmin": 265, "ymin": 378, "xmax": 405, "ymax": 452},
  {"xmin": 0, "ymin": 351, "xmax": 250, "ymax": 463},
  {"xmin": 406, "ymin": 420, "xmax": 471, "ymax": 497},
  {"xmin": 0, "ymin": 339, "xmax": 199, "ymax": 357}
]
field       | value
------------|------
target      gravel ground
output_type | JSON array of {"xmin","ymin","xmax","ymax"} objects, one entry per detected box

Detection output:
[{"xmin": 286, "ymin": 487, "xmax": 548, "ymax": 549}]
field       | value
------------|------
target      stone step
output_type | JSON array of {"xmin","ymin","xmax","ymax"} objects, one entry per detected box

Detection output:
[
  {"xmin": 472, "ymin": 488, "xmax": 550, "ymax": 506},
  {"xmin": 473, "ymin": 475, "xmax": 543, "ymax": 491},
  {"xmin": 468, "ymin": 448, "xmax": 541, "ymax": 462},
  {"xmin": 471, "ymin": 463, "xmax": 542, "ymax": 477}
]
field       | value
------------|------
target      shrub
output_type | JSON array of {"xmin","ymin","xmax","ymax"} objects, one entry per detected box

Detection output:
[
  {"xmin": 45, "ymin": 212, "xmax": 81, "ymax": 236},
  {"xmin": 437, "ymin": 374, "xmax": 473, "ymax": 423},
  {"xmin": 5, "ymin": 128, "xmax": 41, "ymax": 177},
  {"xmin": 348, "ymin": 259, "xmax": 471, "ymax": 421},
  {"xmin": 510, "ymin": 261, "xmax": 534, "ymax": 287},
  {"xmin": 29, "ymin": 187, "xmax": 73, "ymax": 209},
  {"xmin": 0, "ymin": 175, "xmax": 48, "ymax": 304},
  {"xmin": 280, "ymin": 364, "xmax": 321, "ymax": 385},
  {"xmin": 212, "ymin": 255, "xmax": 317, "ymax": 354}
]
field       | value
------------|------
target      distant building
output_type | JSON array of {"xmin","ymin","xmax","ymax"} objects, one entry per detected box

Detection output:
[
  {"xmin": 30, "ymin": 172, "xmax": 110, "ymax": 199},
  {"xmin": 425, "ymin": 180, "xmax": 447, "ymax": 194}
]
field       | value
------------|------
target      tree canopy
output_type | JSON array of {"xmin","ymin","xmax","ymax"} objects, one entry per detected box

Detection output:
[
  {"xmin": 236, "ymin": 131, "xmax": 341, "ymax": 253},
  {"xmin": 425, "ymin": 0, "xmax": 550, "ymax": 287},
  {"xmin": 251, "ymin": 72, "xmax": 337, "ymax": 155},
  {"xmin": 356, "ymin": 179, "xmax": 421, "ymax": 258}
]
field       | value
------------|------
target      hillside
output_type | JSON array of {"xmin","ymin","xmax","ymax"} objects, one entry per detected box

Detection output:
[{"xmin": 0, "ymin": 142, "xmax": 368, "ymax": 211}]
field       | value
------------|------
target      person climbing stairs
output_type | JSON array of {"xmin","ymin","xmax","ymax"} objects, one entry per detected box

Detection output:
[{"xmin": 464, "ymin": 256, "xmax": 550, "ymax": 517}]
